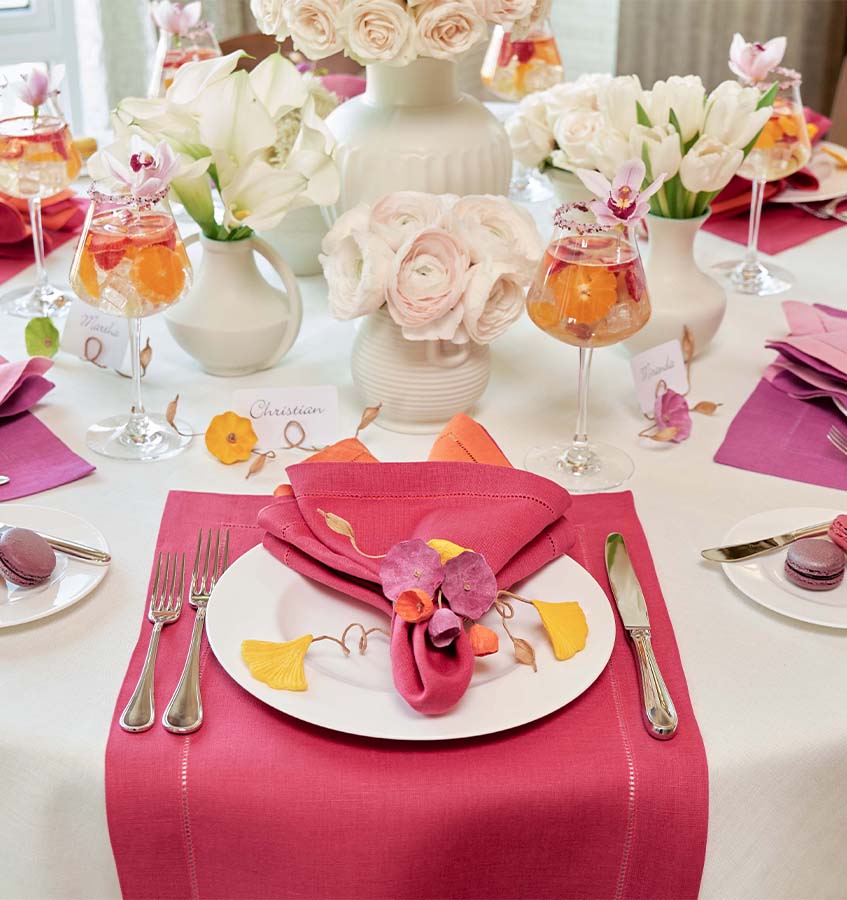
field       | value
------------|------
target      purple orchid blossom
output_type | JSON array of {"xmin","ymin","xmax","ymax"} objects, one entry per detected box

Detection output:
[{"xmin": 575, "ymin": 159, "xmax": 665, "ymax": 228}]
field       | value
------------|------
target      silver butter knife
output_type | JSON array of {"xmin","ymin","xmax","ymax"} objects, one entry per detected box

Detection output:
[
  {"xmin": 700, "ymin": 520, "xmax": 831, "ymax": 563},
  {"xmin": 605, "ymin": 533, "xmax": 678, "ymax": 741},
  {"xmin": 0, "ymin": 522, "xmax": 111, "ymax": 564}
]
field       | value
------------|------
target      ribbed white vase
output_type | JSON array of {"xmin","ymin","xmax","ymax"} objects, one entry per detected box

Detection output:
[
  {"xmin": 351, "ymin": 308, "xmax": 491, "ymax": 434},
  {"xmin": 325, "ymin": 58, "xmax": 512, "ymax": 216}
]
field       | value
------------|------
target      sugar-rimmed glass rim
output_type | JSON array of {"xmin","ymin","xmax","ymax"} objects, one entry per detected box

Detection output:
[
  {"xmin": 87, "ymin": 182, "xmax": 170, "ymax": 209},
  {"xmin": 553, "ymin": 201, "xmax": 637, "ymax": 235}
]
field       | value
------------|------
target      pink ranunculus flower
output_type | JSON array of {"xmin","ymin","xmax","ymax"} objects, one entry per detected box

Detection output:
[
  {"xmin": 151, "ymin": 1, "xmax": 203, "ymax": 36},
  {"xmin": 370, "ymin": 191, "xmax": 446, "ymax": 252},
  {"xmin": 728, "ymin": 33, "xmax": 787, "ymax": 84},
  {"xmin": 387, "ymin": 227, "xmax": 471, "ymax": 340},
  {"xmin": 104, "ymin": 137, "xmax": 180, "ymax": 198},
  {"xmin": 321, "ymin": 230, "xmax": 393, "ymax": 321},
  {"xmin": 576, "ymin": 158, "xmax": 665, "ymax": 228},
  {"xmin": 462, "ymin": 260, "xmax": 525, "ymax": 344},
  {"xmin": 654, "ymin": 388, "xmax": 692, "ymax": 442},
  {"xmin": 16, "ymin": 65, "xmax": 64, "ymax": 113}
]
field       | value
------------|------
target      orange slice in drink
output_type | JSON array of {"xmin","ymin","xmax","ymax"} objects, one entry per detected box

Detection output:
[
  {"xmin": 550, "ymin": 265, "xmax": 618, "ymax": 326},
  {"xmin": 130, "ymin": 245, "xmax": 185, "ymax": 305},
  {"xmin": 77, "ymin": 249, "xmax": 100, "ymax": 299}
]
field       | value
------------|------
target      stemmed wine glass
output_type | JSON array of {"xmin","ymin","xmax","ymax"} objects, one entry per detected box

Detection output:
[
  {"xmin": 524, "ymin": 160, "xmax": 659, "ymax": 492},
  {"xmin": 149, "ymin": 4, "xmax": 222, "ymax": 99},
  {"xmin": 0, "ymin": 110, "xmax": 81, "ymax": 318},
  {"xmin": 718, "ymin": 74, "xmax": 810, "ymax": 295},
  {"xmin": 70, "ymin": 145, "xmax": 192, "ymax": 460}
]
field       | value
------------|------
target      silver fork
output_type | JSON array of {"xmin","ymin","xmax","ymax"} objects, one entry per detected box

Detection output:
[
  {"xmin": 120, "ymin": 552, "xmax": 185, "ymax": 733},
  {"xmin": 827, "ymin": 425, "xmax": 847, "ymax": 458},
  {"xmin": 162, "ymin": 528, "xmax": 230, "ymax": 734},
  {"xmin": 795, "ymin": 196, "xmax": 847, "ymax": 223}
]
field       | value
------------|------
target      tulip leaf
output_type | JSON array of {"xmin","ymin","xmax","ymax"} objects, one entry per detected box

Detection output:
[
  {"xmin": 756, "ymin": 81, "xmax": 779, "ymax": 110},
  {"xmin": 24, "ymin": 316, "xmax": 59, "ymax": 358},
  {"xmin": 635, "ymin": 101, "xmax": 652, "ymax": 128},
  {"xmin": 668, "ymin": 108, "xmax": 686, "ymax": 154}
]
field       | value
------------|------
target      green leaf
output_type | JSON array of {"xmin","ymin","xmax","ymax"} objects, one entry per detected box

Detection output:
[
  {"xmin": 171, "ymin": 174, "xmax": 218, "ymax": 237},
  {"xmin": 24, "ymin": 317, "xmax": 59, "ymax": 358},
  {"xmin": 635, "ymin": 101, "xmax": 652, "ymax": 128},
  {"xmin": 756, "ymin": 81, "xmax": 779, "ymax": 110},
  {"xmin": 668, "ymin": 108, "xmax": 686, "ymax": 154},
  {"xmin": 640, "ymin": 143, "xmax": 654, "ymax": 182}
]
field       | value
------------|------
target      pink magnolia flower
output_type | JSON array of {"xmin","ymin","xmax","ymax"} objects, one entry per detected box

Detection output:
[
  {"xmin": 16, "ymin": 65, "xmax": 64, "ymax": 113},
  {"xmin": 103, "ymin": 137, "xmax": 179, "ymax": 198},
  {"xmin": 728, "ymin": 33, "xmax": 787, "ymax": 84},
  {"xmin": 654, "ymin": 388, "xmax": 692, "ymax": 442},
  {"xmin": 575, "ymin": 159, "xmax": 665, "ymax": 228},
  {"xmin": 151, "ymin": 0, "xmax": 203, "ymax": 36}
]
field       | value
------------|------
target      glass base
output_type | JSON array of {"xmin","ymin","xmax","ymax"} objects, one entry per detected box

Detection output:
[
  {"xmin": 86, "ymin": 413, "xmax": 192, "ymax": 461},
  {"xmin": 509, "ymin": 169, "xmax": 554, "ymax": 204},
  {"xmin": 714, "ymin": 259, "xmax": 794, "ymax": 296},
  {"xmin": 0, "ymin": 282, "xmax": 73, "ymax": 319},
  {"xmin": 525, "ymin": 440, "xmax": 634, "ymax": 493}
]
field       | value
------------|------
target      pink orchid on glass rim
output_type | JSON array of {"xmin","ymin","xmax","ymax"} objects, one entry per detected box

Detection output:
[
  {"xmin": 654, "ymin": 388, "xmax": 692, "ymax": 443},
  {"xmin": 575, "ymin": 159, "xmax": 665, "ymax": 229},
  {"xmin": 103, "ymin": 136, "xmax": 179, "ymax": 198},
  {"xmin": 151, "ymin": 0, "xmax": 203, "ymax": 36},
  {"xmin": 16, "ymin": 64, "xmax": 65, "ymax": 114},
  {"xmin": 728, "ymin": 33, "xmax": 787, "ymax": 85}
]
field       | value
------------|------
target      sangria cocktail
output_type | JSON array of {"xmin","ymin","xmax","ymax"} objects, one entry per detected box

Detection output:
[
  {"xmin": 149, "ymin": 22, "xmax": 222, "ymax": 97},
  {"xmin": 481, "ymin": 25, "xmax": 563, "ymax": 101}
]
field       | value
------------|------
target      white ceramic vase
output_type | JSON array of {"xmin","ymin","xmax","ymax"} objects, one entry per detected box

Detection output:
[
  {"xmin": 260, "ymin": 206, "xmax": 328, "ymax": 277},
  {"xmin": 325, "ymin": 58, "xmax": 512, "ymax": 215},
  {"xmin": 547, "ymin": 168, "xmax": 594, "ymax": 205},
  {"xmin": 351, "ymin": 308, "xmax": 491, "ymax": 434},
  {"xmin": 624, "ymin": 211, "xmax": 727, "ymax": 358},
  {"xmin": 165, "ymin": 235, "xmax": 302, "ymax": 376}
]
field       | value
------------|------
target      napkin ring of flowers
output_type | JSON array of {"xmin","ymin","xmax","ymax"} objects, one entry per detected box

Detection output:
[{"xmin": 242, "ymin": 512, "xmax": 588, "ymax": 691}]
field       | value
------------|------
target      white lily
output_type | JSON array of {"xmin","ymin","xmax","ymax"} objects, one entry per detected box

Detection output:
[
  {"xmin": 629, "ymin": 124, "xmax": 682, "ymax": 179},
  {"xmin": 220, "ymin": 159, "xmax": 311, "ymax": 231},
  {"xmin": 703, "ymin": 80, "xmax": 772, "ymax": 150},
  {"xmin": 165, "ymin": 51, "xmax": 246, "ymax": 108},
  {"xmin": 249, "ymin": 52, "xmax": 308, "ymax": 119}
]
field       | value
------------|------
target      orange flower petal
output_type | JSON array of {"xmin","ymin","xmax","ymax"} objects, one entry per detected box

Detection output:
[
  {"xmin": 394, "ymin": 588, "xmax": 435, "ymax": 623},
  {"xmin": 468, "ymin": 623, "xmax": 499, "ymax": 657}
]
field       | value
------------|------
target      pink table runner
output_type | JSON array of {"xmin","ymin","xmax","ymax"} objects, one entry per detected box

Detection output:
[{"xmin": 106, "ymin": 489, "xmax": 708, "ymax": 900}]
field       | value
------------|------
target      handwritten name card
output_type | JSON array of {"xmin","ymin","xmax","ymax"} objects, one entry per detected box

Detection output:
[
  {"xmin": 233, "ymin": 386, "xmax": 339, "ymax": 451},
  {"xmin": 61, "ymin": 301, "xmax": 130, "ymax": 370},
  {"xmin": 629, "ymin": 339, "xmax": 689, "ymax": 414}
]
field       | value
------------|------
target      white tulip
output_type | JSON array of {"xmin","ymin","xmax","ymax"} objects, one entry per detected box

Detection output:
[
  {"xmin": 703, "ymin": 80, "xmax": 772, "ymax": 150},
  {"xmin": 679, "ymin": 135, "xmax": 743, "ymax": 193},
  {"xmin": 598, "ymin": 74, "xmax": 642, "ymax": 134},
  {"xmin": 506, "ymin": 95, "xmax": 555, "ymax": 167},
  {"xmin": 586, "ymin": 129, "xmax": 631, "ymax": 179},
  {"xmin": 641, "ymin": 75, "xmax": 705, "ymax": 142},
  {"xmin": 629, "ymin": 123, "xmax": 682, "ymax": 179}
]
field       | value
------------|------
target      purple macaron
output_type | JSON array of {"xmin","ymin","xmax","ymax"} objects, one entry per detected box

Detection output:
[
  {"xmin": 828, "ymin": 515, "xmax": 847, "ymax": 552},
  {"xmin": 0, "ymin": 528, "xmax": 56, "ymax": 587},
  {"xmin": 785, "ymin": 538, "xmax": 845, "ymax": 591}
]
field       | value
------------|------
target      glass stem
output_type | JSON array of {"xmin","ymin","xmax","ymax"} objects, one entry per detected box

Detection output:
[
  {"xmin": 741, "ymin": 178, "xmax": 765, "ymax": 277},
  {"xmin": 28, "ymin": 196, "xmax": 50, "ymax": 310},
  {"xmin": 125, "ymin": 318, "xmax": 148, "ymax": 443},
  {"xmin": 564, "ymin": 347, "xmax": 594, "ymax": 472}
]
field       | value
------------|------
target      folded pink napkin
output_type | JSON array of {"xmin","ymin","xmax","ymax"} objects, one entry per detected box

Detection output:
[
  {"xmin": 0, "ymin": 355, "xmax": 54, "ymax": 418},
  {"xmin": 260, "ymin": 461, "xmax": 574, "ymax": 714}
]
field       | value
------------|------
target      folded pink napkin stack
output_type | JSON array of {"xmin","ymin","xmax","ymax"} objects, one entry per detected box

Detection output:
[
  {"xmin": 260, "ymin": 460, "xmax": 575, "ymax": 714},
  {"xmin": 0, "ymin": 354, "xmax": 55, "ymax": 418}
]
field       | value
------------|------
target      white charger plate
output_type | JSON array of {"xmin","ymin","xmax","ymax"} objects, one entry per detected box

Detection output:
[
  {"xmin": 772, "ymin": 142, "xmax": 847, "ymax": 204},
  {"xmin": 206, "ymin": 546, "xmax": 616, "ymax": 741},
  {"xmin": 720, "ymin": 507, "xmax": 847, "ymax": 629},
  {"xmin": 0, "ymin": 505, "xmax": 110, "ymax": 628}
]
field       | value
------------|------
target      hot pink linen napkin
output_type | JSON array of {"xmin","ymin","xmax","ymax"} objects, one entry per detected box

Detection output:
[
  {"xmin": 106, "ymin": 486, "xmax": 708, "ymax": 900},
  {"xmin": 0, "ymin": 354, "xmax": 54, "ymax": 418},
  {"xmin": 259, "ymin": 461, "xmax": 575, "ymax": 714}
]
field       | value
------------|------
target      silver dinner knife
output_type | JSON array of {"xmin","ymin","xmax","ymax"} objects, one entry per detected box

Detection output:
[
  {"xmin": 605, "ymin": 533, "xmax": 678, "ymax": 741},
  {"xmin": 700, "ymin": 521, "xmax": 831, "ymax": 563},
  {"xmin": 0, "ymin": 522, "xmax": 111, "ymax": 564}
]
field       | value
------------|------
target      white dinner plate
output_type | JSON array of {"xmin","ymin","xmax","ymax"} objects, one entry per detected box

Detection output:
[
  {"xmin": 0, "ymin": 505, "xmax": 110, "ymax": 628},
  {"xmin": 719, "ymin": 507, "xmax": 847, "ymax": 629},
  {"xmin": 206, "ymin": 546, "xmax": 616, "ymax": 741},
  {"xmin": 772, "ymin": 142, "xmax": 847, "ymax": 204}
]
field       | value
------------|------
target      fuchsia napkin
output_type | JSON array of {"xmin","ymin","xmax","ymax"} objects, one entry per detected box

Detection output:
[
  {"xmin": 0, "ymin": 356, "xmax": 95, "ymax": 500},
  {"xmin": 260, "ymin": 461, "xmax": 575, "ymax": 714}
]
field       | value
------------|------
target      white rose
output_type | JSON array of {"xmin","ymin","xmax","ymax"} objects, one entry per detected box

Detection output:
[
  {"xmin": 471, "ymin": 0, "xmax": 535, "ymax": 24},
  {"xmin": 598, "ymin": 74, "xmax": 642, "ymax": 134},
  {"xmin": 641, "ymin": 75, "xmax": 705, "ymax": 142},
  {"xmin": 703, "ymin": 80, "xmax": 772, "ymax": 150},
  {"xmin": 282, "ymin": 0, "xmax": 343, "ymax": 60},
  {"xmin": 553, "ymin": 109, "xmax": 606, "ymax": 171},
  {"xmin": 451, "ymin": 194, "xmax": 542, "ymax": 278},
  {"xmin": 506, "ymin": 95, "xmax": 554, "ymax": 167},
  {"xmin": 679, "ymin": 135, "xmax": 743, "ymax": 193},
  {"xmin": 462, "ymin": 260, "xmax": 525, "ymax": 344},
  {"xmin": 586, "ymin": 129, "xmax": 631, "ymax": 179},
  {"xmin": 629, "ymin": 123, "xmax": 682, "ymax": 179},
  {"xmin": 251, "ymin": 0, "xmax": 288, "ymax": 39},
  {"xmin": 414, "ymin": 0, "xmax": 487, "ymax": 60},
  {"xmin": 321, "ymin": 230, "xmax": 393, "ymax": 321},
  {"xmin": 340, "ymin": 0, "xmax": 417, "ymax": 66},
  {"xmin": 370, "ymin": 191, "xmax": 446, "ymax": 251}
]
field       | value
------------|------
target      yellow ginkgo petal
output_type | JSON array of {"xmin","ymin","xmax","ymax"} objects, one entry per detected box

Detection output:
[
  {"xmin": 427, "ymin": 539, "xmax": 471, "ymax": 564},
  {"xmin": 531, "ymin": 601, "xmax": 588, "ymax": 660},
  {"xmin": 241, "ymin": 635, "xmax": 313, "ymax": 691}
]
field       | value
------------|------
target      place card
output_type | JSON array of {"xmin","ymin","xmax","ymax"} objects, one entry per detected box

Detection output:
[
  {"xmin": 629, "ymin": 339, "xmax": 689, "ymax": 414},
  {"xmin": 233, "ymin": 386, "xmax": 339, "ymax": 451},
  {"xmin": 61, "ymin": 301, "xmax": 130, "ymax": 371}
]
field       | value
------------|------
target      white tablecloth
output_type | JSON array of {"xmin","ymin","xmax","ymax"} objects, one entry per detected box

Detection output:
[{"xmin": 1, "ymin": 213, "xmax": 847, "ymax": 900}]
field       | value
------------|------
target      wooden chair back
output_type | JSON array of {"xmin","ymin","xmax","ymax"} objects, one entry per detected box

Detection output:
[
  {"xmin": 830, "ymin": 55, "xmax": 847, "ymax": 146},
  {"xmin": 218, "ymin": 32, "xmax": 363, "ymax": 76}
]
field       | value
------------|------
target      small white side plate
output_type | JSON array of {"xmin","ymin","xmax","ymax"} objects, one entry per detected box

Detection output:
[
  {"xmin": 0, "ymin": 505, "xmax": 110, "ymax": 628},
  {"xmin": 720, "ymin": 507, "xmax": 847, "ymax": 628},
  {"xmin": 206, "ymin": 546, "xmax": 616, "ymax": 741},
  {"xmin": 772, "ymin": 142, "xmax": 847, "ymax": 204}
]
